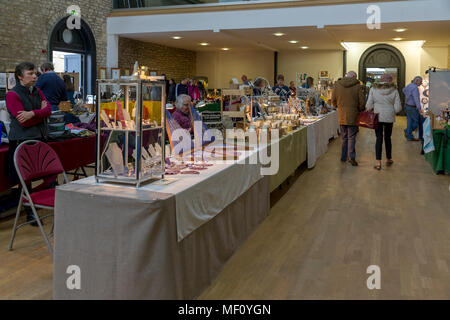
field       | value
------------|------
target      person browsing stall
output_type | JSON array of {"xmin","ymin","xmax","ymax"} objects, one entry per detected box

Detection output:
[
  {"xmin": 272, "ymin": 74, "xmax": 290, "ymax": 101},
  {"xmin": 35, "ymin": 62, "xmax": 67, "ymax": 111},
  {"xmin": 289, "ymin": 81, "xmax": 296, "ymax": 97},
  {"xmin": 302, "ymin": 77, "xmax": 314, "ymax": 89},
  {"xmin": 402, "ymin": 76, "xmax": 423, "ymax": 142},
  {"xmin": 173, "ymin": 94, "xmax": 193, "ymax": 133}
]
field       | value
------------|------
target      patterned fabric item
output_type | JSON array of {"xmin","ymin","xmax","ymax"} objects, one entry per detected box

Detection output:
[{"xmin": 423, "ymin": 116, "xmax": 435, "ymax": 154}]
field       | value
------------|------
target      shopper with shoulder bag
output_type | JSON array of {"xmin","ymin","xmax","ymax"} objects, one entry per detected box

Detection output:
[{"xmin": 365, "ymin": 74, "xmax": 402, "ymax": 170}]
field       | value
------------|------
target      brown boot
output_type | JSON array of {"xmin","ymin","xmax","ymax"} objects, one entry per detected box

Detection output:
[{"xmin": 348, "ymin": 158, "xmax": 358, "ymax": 166}]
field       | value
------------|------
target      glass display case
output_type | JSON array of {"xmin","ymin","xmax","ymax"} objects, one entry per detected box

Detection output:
[{"xmin": 96, "ymin": 78, "xmax": 166, "ymax": 187}]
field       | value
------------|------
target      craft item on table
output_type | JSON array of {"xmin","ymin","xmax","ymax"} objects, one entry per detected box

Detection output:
[
  {"xmin": 151, "ymin": 178, "xmax": 178, "ymax": 185},
  {"xmin": 126, "ymin": 120, "xmax": 136, "ymax": 130},
  {"xmin": 101, "ymin": 110, "xmax": 113, "ymax": 128},
  {"xmin": 126, "ymin": 163, "xmax": 135, "ymax": 177},
  {"xmin": 165, "ymin": 170, "xmax": 180, "ymax": 175},
  {"xmin": 65, "ymin": 123, "xmax": 87, "ymax": 135},
  {"xmin": 116, "ymin": 100, "xmax": 127, "ymax": 128},
  {"xmin": 104, "ymin": 143, "xmax": 125, "ymax": 177},
  {"xmin": 142, "ymin": 147, "xmax": 151, "ymax": 160},
  {"xmin": 155, "ymin": 143, "xmax": 162, "ymax": 155},
  {"xmin": 132, "ymin": 61, "xmax": 139, "ymax": 76},
  {"xmin": 181, "ymin": 170, "xmax": 200, "ymax": 175},
  {"xmin": 189, "ymin": 165, "xmax": 208, "ymax": 170},
  {"xmin": 148, "ymin": 144, "xmax": 157, "ymax": 157}
]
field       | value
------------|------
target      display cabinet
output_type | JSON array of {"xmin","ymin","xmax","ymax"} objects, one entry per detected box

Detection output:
[{"xmin": 96, "ymin": 78, "xmax": 166, "ymax": 187}]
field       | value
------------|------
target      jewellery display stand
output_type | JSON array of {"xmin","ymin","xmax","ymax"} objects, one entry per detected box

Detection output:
[{"xmin": 96, "ymin": 78, "xmax": 166, "ymax": 187}]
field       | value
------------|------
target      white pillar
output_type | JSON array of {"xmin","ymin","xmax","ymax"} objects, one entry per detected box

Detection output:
[{"xmin": 106, "ymin": 34, "xmax": 119, "ymax": 79}]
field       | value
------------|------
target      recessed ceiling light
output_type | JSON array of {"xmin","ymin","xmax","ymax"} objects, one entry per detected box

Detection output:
[
  {"xmin": 300, "ymin": 46, "xmax": 309, "ymax": 49},
  {"xmin": 199, "ymin": 42, "xmax": 209, "ymax": 46},
  {"xmin": 289, "ymin": 40, "xmax": 298, "ymax": 44},
  {"xmin": 221, "ymin": 48, "xmax": 230, "ymax": 51},
  {"xmin": 172, "ymin": 36, "xmax": 182, "ymax": 40},
  {"xmin": 393, "ymin": 38, "xmax": 403, "ymax": 41},
  {"xmin": 394, "ymin": 28, "xmax": 407, "ymax": 32},
  {"xmin": 273, "ymin": 33, "xmax": 285, "ymax": 37}
]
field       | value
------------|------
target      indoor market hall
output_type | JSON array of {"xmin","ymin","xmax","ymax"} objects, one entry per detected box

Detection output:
[{"xmin": 0, "ymin": 0, "xmax": 449, "ymax": 304}]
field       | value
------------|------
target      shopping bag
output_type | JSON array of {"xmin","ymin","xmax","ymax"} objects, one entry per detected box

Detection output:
[{"xmin": 357, "ymin": 111, "xmax": 378, "ymax": 129}]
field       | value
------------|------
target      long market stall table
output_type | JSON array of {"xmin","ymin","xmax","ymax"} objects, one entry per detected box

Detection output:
[
  {"xmin": 425, "ymin": 129, "xmax": 450, "ymax": 174},
  {"xmin": 304, "ymin": 111, "xmax": 339, "ymax": 168},
  {"xmin": 0, "ymin": 135, "xmax": 96, "ymax": 193},
  {"xmin": 269, "ymin": 126, "xmax": 307, "ymax": 192},
  {"xmin": 54, "ymin": 143, "xmax": 270, "ymax": 299}
]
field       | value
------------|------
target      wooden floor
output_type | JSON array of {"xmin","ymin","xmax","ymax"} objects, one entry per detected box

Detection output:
[{"xmin": 0, "ymin": 117, "xmax": 449, "ymax": 300}]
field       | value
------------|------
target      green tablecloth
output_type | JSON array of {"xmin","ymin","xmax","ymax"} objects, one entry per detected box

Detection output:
[
  {"xmin": 197, "ymin": 102, "xmax": 221, "ymax": 112},
  {"xmin": 269, "ymin": 127, "xmax": 307, "ymax": 192},
  {"xmin": 425, "ymin": 129, "xmax": 450, "ymax": 174}
]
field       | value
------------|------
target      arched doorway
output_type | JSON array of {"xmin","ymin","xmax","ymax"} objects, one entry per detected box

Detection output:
[
  {"xmin": 359, "ymin": 44, "xmax": 406, "ymax": 104},
  {"xmin": 48, "ymin": 17, "xmax": 97, "ymax": 99}
]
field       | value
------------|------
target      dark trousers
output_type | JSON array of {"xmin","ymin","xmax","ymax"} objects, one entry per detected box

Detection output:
[
  {"xmin": 375, "ymin": 122, "xmax": 393, "ymax": 160},
  {"xmin": 340, "ymin": 125, "xmax": 358, "ymax": 161}
]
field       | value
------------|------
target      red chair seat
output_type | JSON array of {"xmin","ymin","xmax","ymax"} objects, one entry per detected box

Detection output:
[{"xmin": 23, "ymin": 188, "xmax": 55, "ymax": 207}]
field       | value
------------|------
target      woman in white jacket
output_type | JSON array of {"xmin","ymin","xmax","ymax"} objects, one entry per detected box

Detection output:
[{"xmin": 365, "ymin": 74, "xmax": 402, "ymax": 170}]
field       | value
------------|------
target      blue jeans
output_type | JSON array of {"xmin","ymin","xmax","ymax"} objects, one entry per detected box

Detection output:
[
  {"xmin": 340, "ymin": 125, "xmax": 358, "ymax": 161},
  {"xmin": 404, "ymin": 105, "xmax": 419, "ymax": 140}
]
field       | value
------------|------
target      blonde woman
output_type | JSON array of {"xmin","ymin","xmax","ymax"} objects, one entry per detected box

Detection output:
[{"xmin": 365, "ymin": 74, "xmax": 402, "ymax": 170}]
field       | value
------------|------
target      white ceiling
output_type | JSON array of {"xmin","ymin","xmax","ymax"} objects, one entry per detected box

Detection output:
[{"xmin": 121, "ymin": 20, "xmax": 450, "ymax": 52}]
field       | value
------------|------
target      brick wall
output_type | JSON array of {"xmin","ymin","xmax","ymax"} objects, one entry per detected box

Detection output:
[
  {"xmin": 118, "ymin": 37, "xmax": 196, "ymax": 82},
  {"xmin": 0, "ymin": 0, "xmax": 111, "ymax": 71}
]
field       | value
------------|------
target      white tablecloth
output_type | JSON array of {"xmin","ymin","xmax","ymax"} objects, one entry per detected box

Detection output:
[
  {"xmin": 73, "ymin": 145, "xmax": 263, "ymax": 241},
  {"xmin": 306, "ymin": 111, "xmax": 339, "ymax": 168}
]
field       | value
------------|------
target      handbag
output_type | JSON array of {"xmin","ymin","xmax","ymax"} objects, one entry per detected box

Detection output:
[{"xmin": 357, "ymin": 111, "xmax": 378, "ymax": 129}]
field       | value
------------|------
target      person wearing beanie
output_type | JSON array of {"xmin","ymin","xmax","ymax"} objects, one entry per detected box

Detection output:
[{"xmin": 365, "ymin": 74, "xmax": 402, "ymax": 170}]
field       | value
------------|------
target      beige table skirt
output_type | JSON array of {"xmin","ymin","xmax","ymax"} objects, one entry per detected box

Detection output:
[
  {"xmin": 53, "ymin": 176, "xmax": 269, "ymax": 299},
  {"xmin": 269, "ymin": 127, "xmax": 307, "ymax": 192}
]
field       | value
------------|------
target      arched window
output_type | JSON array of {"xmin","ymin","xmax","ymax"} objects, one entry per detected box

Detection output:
[
  {"xmin": 48, "ymin": 17, "xmax": 97, "ymax": 98},
  {"xmin": 359, "ymin": 44, "xmax": 406, "ymax": 105}
]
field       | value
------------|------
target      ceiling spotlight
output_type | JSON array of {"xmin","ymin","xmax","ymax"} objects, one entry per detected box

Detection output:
[
  {"xmin": 393, "ymin": 38, "xmax": 403, "ymax": 41},
  {"xmin": 221, "ymin": 48, "xmax": 230, "ymax": 51},
  {"xmin": 300, "ymin": 46, "xmax": 309, "ymax": 49},
  {"xmin": 273, "ymin": 33, "xmax": 285, "ymax": 37},
  {"xmin": 199, "ymin": 42, "xmax": 209, "ymax": 46},
  {"xmin": 394, "ymin": 28, "xmax": 407, "ymax": 32},
  {"xmin": 289, "ymin": 40, "xmax": 298, "ymax": 44},
  {"xmin": 172, "ymin": 36, "xmax": 182, "ymax": 40}
]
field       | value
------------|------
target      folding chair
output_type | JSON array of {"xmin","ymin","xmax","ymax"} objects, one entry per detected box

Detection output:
[{"xmin": 9, "ymin": 140, "xmax": 69, "ymax": 259}]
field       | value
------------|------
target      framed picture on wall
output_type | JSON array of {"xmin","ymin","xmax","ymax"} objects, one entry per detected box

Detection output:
[
  {"xmin": 111, "ymin": 68, "xmax": 121, "ymax": 80},
  {"xmin": 124, "ymin": 68, "xmax": 130, "ymax": 76},
  {"xmin": 99, "ymin": 67, "xmax": 107, "ymax": 80},
  {"xmin": 319, "ymin": 70, "xmax": 329, "ymax": 79}
]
